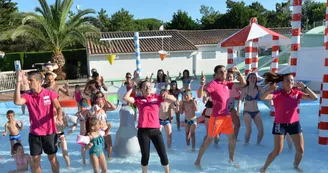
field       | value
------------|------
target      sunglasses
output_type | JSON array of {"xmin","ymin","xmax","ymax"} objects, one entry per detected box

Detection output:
[{"xmin": 126, "ymin": 76, "xmax": 132, "ymax": 79}]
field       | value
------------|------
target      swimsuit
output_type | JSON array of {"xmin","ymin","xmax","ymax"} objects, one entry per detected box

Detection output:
[
  {"xmin": 15, "ymin": 155, "xmax": 27, "ymax": 166},
  {"xmin": 89, "ymin": 135, "xmax": 104, "ymax": 157},
  {"xmin": 9, "ymin": 134, "xmax": 21, "ymax": 141},
  {"xmin": 159, "ymin": 118, "xmax": 170, "ymax": 126},
  {"xmin": 183, "ymin": 79, "xmax": 192, "ymax": 85},
  {"xmin": 184, "ymin": 119, "xmax": 197, "ymax": 126},
  {"xmin": 244, "ymin": 111, "xmax": 260, "ymax": 118}
]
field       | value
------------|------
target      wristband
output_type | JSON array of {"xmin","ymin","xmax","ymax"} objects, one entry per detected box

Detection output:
[{"xmin": 304, "ymin": 85, "xmax": 308, "ymax": 90}]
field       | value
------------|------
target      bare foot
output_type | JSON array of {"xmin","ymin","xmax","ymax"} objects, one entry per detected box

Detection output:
[
  {"xmin": 294, "ymin": 165, "xmax": 303, "ymax": 173},
  {"xmin": 260, "ymin": 167, "xmax": 267, "ymax": 173},
  {"xmin": 194, "ymin": 161, "xmax": 203, "ymax": 170},
  {"xmin": 228, "ymin": 160, "xmax": 240, "ymax": 168}
]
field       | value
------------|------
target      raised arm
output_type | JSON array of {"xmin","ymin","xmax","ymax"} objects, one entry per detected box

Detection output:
[
  {"xmin": 101, "ymin": 76, "xmax": 108, "ymax": 91},
  {"xmin": 104, "ymin": 99, "xmax": 117, "ymax": 112},
  {"xmin": 231, "ymin": 67, "xmax": 246, "ymax": 89},
  {"xmin": 191, "ymin": 70, "xmax": 198, "ymax": 80},
  {"xmin": 14, "ymin": 71, "xmax": 27, "ymax": 105},
  {"xmin": 123, "ymin": 88, "xmax": 136, "ymax": 104},
  {"xmin": 162, "ymin": 92, "xmax": 177, "ymax": 103},
  {"xmin": 175, "ymin": 72, "xmax": 182, "ymax": 80},
  {"xmin": 2, "ymin": 123, "xmax": 8, "ymax": 136},
  {"xmin": 59, "ymin": 83, "xmax": 69, "ymax": 96},
  {"xmin": 296, "ymin": 82, "xmax": 318, "ymax": 100},
  {"xmin": 260, "ymin": 83, "xmax": 277, "ymax": 100},
  {"xmin": 197, "ymin": 71, "xmax": 208, "ymax": 98}
]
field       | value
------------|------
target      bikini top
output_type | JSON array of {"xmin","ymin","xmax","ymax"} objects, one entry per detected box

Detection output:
[
  {"xmin": 245, "ymin": 92, "xmax": 260, "ymax": 101},
  {"xmin": 183, "ymin": 79, "xmax": 192, "ymax": 84},
  {"xmin": 93, "ymin": 105, "xmax": 107, "ymax": 121},
  {"xmin": 15, "ymin": 155, "xmax": 27, "ymax": 166}
]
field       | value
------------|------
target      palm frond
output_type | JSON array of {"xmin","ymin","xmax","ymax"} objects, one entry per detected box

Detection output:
[
  {"xmin": 36, "ymin": 0, "xmax": 52, "ymax": 20},
  {"xmin": 59, "ymin": 0, "xmax": 74, "ymax": 31}
]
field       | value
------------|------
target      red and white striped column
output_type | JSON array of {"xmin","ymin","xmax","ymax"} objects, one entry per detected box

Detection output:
[
  {"xmin": 271, "ymin": 36, "xmax": 279, "ymax": 73},
  {"xmin": 245, "ymin": 41, "xmax": 252, "ymax": 75},
  {"xmin": 290, "ymin": 0, "xmax": 302, "ymax": 77},
  {"xmin": 227, "ymin": 48, "xmax": 234, "ymax": 68},
  {"xmin": 318, "ymin": 0, "xmax": 328, "ymax": 145},
  {"xmin": 252, "ymin": 38, "xmax": 259, "ymax": 73}
]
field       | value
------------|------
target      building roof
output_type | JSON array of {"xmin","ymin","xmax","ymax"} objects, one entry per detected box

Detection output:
[
  {"xmin": 87, "ymin": 27, "xmax": 292, "ymax": 55},
  {"xmin": 87, "ymin": 30, "xmax": 198, "ymax": 55},
  {"xmin": 178, "ymin": 27, "xmax": 292, "ymax": 45},
  {"xmin": 305, "ymin": 25, "xmax": 324, "ymax": 35}
]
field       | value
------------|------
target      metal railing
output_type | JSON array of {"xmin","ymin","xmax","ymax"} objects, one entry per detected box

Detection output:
[{"xmin": 0, "ymin": 69, "xmax": 36, "ymax": 93}]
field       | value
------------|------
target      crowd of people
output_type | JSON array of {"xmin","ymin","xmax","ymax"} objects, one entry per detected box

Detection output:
[{"xmin": 3, "ymin": 65, "xmax": 318, "ymax": 173}]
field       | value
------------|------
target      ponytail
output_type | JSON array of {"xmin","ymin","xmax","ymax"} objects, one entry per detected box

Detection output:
[{"xmin": 262, "ymin": 72, "xmax": 292, "ymax": 84}]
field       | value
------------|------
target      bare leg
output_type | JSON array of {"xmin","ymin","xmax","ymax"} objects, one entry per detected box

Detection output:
[
  {"xmin": 98, "ymin": 153, "xmax": 108, "ymax": 173},
  {"xmin": 47, "ymin": 154, "xmax": 60, "ymax": 173},
  {"xmin": 60, "ymin": 139, "xmax": 71, "ymax": 168},
  {"xmin": 231, "ymin": 109, "xmax": 240, "ymax": 140},
  {"xmin": 81, "ymin": 146, "xmax": 86, "ymax": 165},
  {"xmin": 243, "ymin": 113, "xmax": 252, "ymax": 145},
  {"xmin": 253, "ymin": 113, "xmax": 264, "ymax": 145},
  {"xmin": 185, "ymin": 123, "xmax": 191, "ymax": 147},
  {"xmin": 191, "ymin": 123, "xmax": 197, "ymax": 151},
  {"xmin": 32, "ymin": 155, "xmax": 41, "ymax": 173},
  {"xmin": 260, "ymin": 135, "xmax": 284, "ymax": 173},
  {"xmin": 176, "ymin": 112, "xmax": 180, "ymax": 131},
  {"xmin": 203, "ymin": 117, "xmax": 209, "ymax": 142},
  {"xmin": 163, "ymin": 164, "xmax": 170, "ymax": 173},
  {"xmin": 194, "ymin": 136, "xmax": 213, "ymax": 168},
  {"xmin": 286, "ymin": 134, "xmax": 293, "ymax": 150},
  {"xmin": 10, "ymin": 140, "xmax": 15, "ymax": 155},
  {"xmin": 90, "ymin": 154, "xmax": 99, "ymax": 173},
  {"xmin": 165, "ymin": 124, "xmax": 172, "ymax": 148},
  {"xmin": 227, "ymin": 134, "xmax": 237, "ymax": 164},
  {"xmin": 142, "ymin": 165, "xmax": 148, "ymax": 173},
  {"xmin": 104, "ymin": 135, "xmax": 113, "ymax": 159},
  {"xmin": 290, "ymin": 133, "xmax": 304, "ymax": 172}
]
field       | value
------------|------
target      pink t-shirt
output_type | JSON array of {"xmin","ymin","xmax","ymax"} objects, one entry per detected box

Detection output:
[
  {"xmin": 74, "ymin": 91, "xmax": 82, "ymax": 102},
  {"xmin": 272, "ymin": 89, "xmax": 304, "ymax": 124},
  {"xmin": 22, "ymin": 89, "xmax": 58, "ymax": 136},
  {"xmin": 205, "ymin": 80, "xmax": 234, "ymax": 116},
  {"xmin": 134, "ymin": 94, "xmax": 164, "ymax": 128}
]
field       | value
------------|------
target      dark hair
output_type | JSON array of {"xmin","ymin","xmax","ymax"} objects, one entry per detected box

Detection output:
[
  {"xmin": 181, "ymin": 69, "xmax": 190, "ymax": 80},
  {"xmin": 262, "ymin": 72, "xmax": 293, "ymax": 84},
  {"xmin": 13, "ymin": 142, "xmax": 23, "ymax": 152},
  {"xmin": 27, "ymin": 71, "xmax": 43, "ymax": 82},
  {"xmin": 7, "ymin": 110, "xmax": 14, "ymax": 115},
  {"xmin": 92, "ymin": 72, "xmax": 99, "ymax": 78},
  {"xmin": 79, "ymin": 98, "xmax": 88, "ymax": 106},
  {"xmin": 75, "ymin": 85, "xmax": 80, "ymax": 89},
  {"xmin": 169, "ymin": 80, "xmax": 178, "ymax": 93},
  {"xmin": 156, "ymin": 69, "xmax": 167, "ymax": 83},
  {"xmin": 86, "ymin": 117, "xmax": 99, "ymax": 135},
  {"xmin": 138, "ymin": 80, "xmax": 148, "ymax": 90},
  {"xmin": 125, "ymin": 72, "xmax": 132, "ymax": 78},
  {"xmin": 244, "ymin": 73, "xmax": 259, "ymax": 90},
  {"xmin": 214, "ymin": 65, "xmax": 226, "ymax": 74}
]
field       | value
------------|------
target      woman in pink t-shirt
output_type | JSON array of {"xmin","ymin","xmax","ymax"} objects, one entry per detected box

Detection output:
[
  {"xmin": 260, "ymin": 72, "xmax": 318, "ymax": 173},
  {"xmin": 124, "ymin": 80, "xmax": 176, "ymax": 173}
]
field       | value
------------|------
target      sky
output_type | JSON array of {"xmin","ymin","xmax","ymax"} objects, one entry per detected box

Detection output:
[{"xmin": 11, "ymin": 0, "xmax": 327, "ymax": 22}]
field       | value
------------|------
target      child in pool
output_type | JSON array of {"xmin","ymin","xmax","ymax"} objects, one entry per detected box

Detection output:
[
  {"xmin": 159, "ymin": 89, "xmax": 179, "ymax": 150},
  {"xmin": 73, "ymin": 85, "xmax": 83, "ymax": 111},
  {"xmin": 180, "ymin": 89, "xmax": 198, "ymax": 151},
  {"xmin": 2, "ymin": 110, "xmax": 23, "ymax": 155},
  {"xmin": 86, "ymin": 117, "xmax": 107, "ymax": 173},
  {"xmin": 69, "ymin": 98, "xmax": 92, "ymax": 165},
  {"xmin": 8, "ymin": 142, "xmax": 33, "ymax": 173},
  {"xmin": 55, "ymin": 111, "xmax": 71, "ymax": 168}
]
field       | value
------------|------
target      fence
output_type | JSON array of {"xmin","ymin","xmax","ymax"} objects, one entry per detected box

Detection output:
[{"xmin": 0, "ymin": 69, "xmax": 35, "ymax": 93}]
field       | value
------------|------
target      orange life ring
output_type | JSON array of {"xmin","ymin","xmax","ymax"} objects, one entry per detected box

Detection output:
[{"xmin": 59, "ymin": 99, "xmax": 91, "ymax": 108}]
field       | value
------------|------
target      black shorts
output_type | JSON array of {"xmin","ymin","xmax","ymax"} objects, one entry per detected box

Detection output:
[
  {"xmin": 28, "ymin": 133, "xmax": 58, "ymax": 156},
  {"xmin": 272, "ymin": 121, "xmax": 302, "ymax": 135}
]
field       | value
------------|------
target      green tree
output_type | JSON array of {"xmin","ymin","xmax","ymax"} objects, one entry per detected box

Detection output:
[
  {"xmin": 96, "ymin": 8, "xmax": 111, "ymax": 32},
  {"xmin": 199, "ymin": 5, "xmax": 221, "ymax": 29},
  {"xmin": 0, "ymin": 0, "xmax": 18, "ymax": 32},
  {"xmin": 6, "ymin": 0, "xmax": 99, "ymax": 79},
  {"xmin": 248, "ymin": 2, "xmax": 268, "ymax": 26},
  {"xmin": 220, "ymin": 0, "xmax": 251, "ymax": 28},
  {"xmin": 167, "ymin": 10, "xmax": 199, "ymax": 30},
  {"xmin": 134, "ymin": 18, "xmax": 162, "ymax": 31},
  {"xmin": 302, "ymin": 0, "xmax": 325, "ymax": 30},
  {"xmin": 274, "ymin": 0, "xmax": 291, "ymax": 27},
  {"xmin": 110, "ymin": 8, "xmax": 134, "ymax": 31}
]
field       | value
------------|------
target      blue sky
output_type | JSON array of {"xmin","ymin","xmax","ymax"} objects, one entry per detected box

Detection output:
[{"xmin": 12, "ymin": 0, "xmax": 326, "ymax": 22}]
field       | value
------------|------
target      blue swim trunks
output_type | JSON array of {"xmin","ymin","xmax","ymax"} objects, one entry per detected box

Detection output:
[
  {"xmin": 9, "ymin": 134, "xmax": 21, "ymax": 141},
  {"xmin": 159, "ymin": 118, "xmax": 170, "ymax": 126}
]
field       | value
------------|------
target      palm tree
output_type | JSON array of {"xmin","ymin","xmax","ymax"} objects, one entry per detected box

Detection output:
[{"xmin": 9, "ymin": 0, "xmax": 100, "ymax": 79}]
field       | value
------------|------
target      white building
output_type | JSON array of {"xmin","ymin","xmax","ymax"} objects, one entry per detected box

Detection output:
[{"xmin": 86, "ymin": 28, "xmax": 291, "ymax": 80}]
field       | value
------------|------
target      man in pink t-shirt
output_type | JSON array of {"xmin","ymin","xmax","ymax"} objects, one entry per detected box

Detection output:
[
  {"xmin": 14, "ymin": 70, "xmax": 63, "ymax": 173},
  {"xmin": 194, "ymin": 65, "xmax": 246, "ymax": 169}
]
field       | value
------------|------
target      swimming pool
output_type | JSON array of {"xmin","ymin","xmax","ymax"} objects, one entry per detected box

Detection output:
[{"xmin": 0, "ymin": 93, "xmax": 327, "ymax": 173}]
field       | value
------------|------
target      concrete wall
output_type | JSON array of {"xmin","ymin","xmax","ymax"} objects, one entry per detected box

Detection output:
[{"xmin": 88, "ymin": 44, "xmax": 229, "ymax": 80}]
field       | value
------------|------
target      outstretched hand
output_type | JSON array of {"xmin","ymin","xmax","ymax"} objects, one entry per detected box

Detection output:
[
  {"xmin": 295, "ymin": 82, "xmax": 306, "ymax": 89},
  {"xmin": 200, "ymin": 71, "xmax": 206, "ymax": 84},
  {"xmin": 268, "ymin": 83, "xmax": 278, "ymax": 91}
]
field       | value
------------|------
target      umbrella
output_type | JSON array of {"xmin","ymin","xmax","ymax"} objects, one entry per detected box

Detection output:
[{"xmin": 219, "ymin": 18, "xmax": 290, "ymax": 48}]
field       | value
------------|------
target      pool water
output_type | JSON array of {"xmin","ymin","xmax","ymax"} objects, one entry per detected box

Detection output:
[{"xmin": 0, "ymin": 92, "xmax": 327, "ymax": 173}]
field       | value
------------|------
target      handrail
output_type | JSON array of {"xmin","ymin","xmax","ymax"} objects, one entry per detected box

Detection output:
[{"xmin": 253, "ymin": 47, "xmax": 291, "ymax": 73}]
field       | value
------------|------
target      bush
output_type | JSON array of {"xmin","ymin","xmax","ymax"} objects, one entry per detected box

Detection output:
[{"xmin": 0, "ymin": 49, "xmax": 87, "ymax": 79}]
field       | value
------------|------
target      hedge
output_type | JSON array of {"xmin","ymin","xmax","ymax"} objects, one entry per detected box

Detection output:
[{"xmin": 0, "ymin": 49, "xmax": 88, "ymax": 79}]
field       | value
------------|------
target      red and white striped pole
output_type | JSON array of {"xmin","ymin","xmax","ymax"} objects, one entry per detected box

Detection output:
[
  {"xmin": 245, "ymin": 41, "xmax": 252, "ymax": 75},
  {"xmin": 227, "ymin": 48, "xmax": 234, "ymax": 68},
  {"xmin": 271, "ymin": 36, "xmax": 279, "ymax": 73},
  {"xmin": 252, "ymin": 38, "xmax": 259, "ymax": 73},
  {"xmin": 290, "ymin": 0, "xmax": 302, "ymax": 77},
  {"xmin": 318, "ymin": 0, "xmax": 328, "ymax": 145}
]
